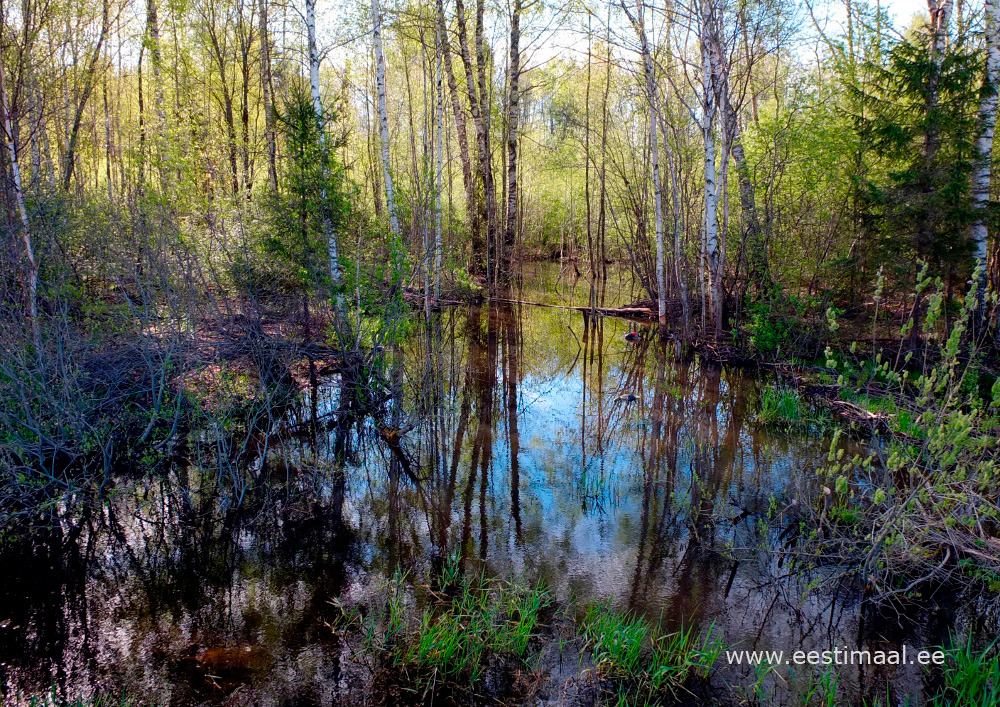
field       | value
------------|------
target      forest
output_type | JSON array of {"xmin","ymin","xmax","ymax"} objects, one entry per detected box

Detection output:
[{"xmin": 1, "ymin": 0, "xmax": 1000, "ymax": 702}]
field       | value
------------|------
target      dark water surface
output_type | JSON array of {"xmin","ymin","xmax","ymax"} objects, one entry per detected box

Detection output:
[{"xmin": 0, "ymin": 274, "xmax": 965, "ymax": 705}]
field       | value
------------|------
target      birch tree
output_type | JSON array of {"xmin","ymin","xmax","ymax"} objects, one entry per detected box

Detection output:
[
  {"xmin": 305, "ymin": 0, "xmax": 344, "ymax": 307},
  {"xmin": 701, "ymin": 0, "xmax": 721, "ymax": 339},
  {"xmin": 623, "ymin": 0, "xmax": 667, "ymax": 326},
  {"xmin": 0, "ymin": 53, "xmax": 40, "ymax": 348},
  {"xmin": 503, "ymin": 0, "xmax": 522, "ymax": 285},
  {"xmin": 972, "ymin": 0, "xmax": 999, "ymax": 320},
  {"xmin": 370, "ymin": 0, "xmax": 401, "ymax": 241},
  {"xmin": 434, "ymin": 24, "xmax": 444, "ymax": 304}
]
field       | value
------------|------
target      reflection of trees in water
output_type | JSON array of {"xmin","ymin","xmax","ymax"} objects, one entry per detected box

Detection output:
[
  {"xmin": 2, "ymin": 304, "xmax": 927, "ymax": 704},
  {"xmin": 0, "ymin": 459, "xmax": 357, "ymax": 702}
]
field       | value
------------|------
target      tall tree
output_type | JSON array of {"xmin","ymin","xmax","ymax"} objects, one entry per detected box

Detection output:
[
  {"xmin": 305, "ymin": 0, "xmax": 345, "ymax": 310},
  {"xmin": 971, "ymin": 0, "xmax": 999, "ymax": 322},
  {"xmin": 0, "ymin": 52, "xmax": 39, "ymax": 347},
  {"xmin": 701, "ymin": 0, "xmax": 721, "ymax": 339},
  {"xmin": 502, "ymin": 0, "xmax": 521, "ymax": 285},
  {"xmin": 623, "ymin": 0, "xmax": 667, "ymax": 326},
  {"xmin": 370, "ymin": 0, "xmax": 401, "ymax": 239},
  {"xmin": 259, "ymin": 0, "xmax": 277, "ymax": 190}
]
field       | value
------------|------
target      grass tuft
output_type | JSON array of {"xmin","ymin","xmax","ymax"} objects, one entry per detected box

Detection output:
[{"xmin": 581, "ymin": 601, "xmax": 722, "ymax": 702}]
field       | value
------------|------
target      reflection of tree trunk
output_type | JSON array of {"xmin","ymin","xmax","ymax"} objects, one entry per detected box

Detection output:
[
  {"xmin": 459, "ymin": 305, "xmax": 498, "ymax": 563},
  {"xmin": 502, "ymin": 304, "xmax": 522, "ymax": 538},
  {"xmin": 478, "ymin": 307, "xmax": 499, "ymax": 558},
  {"xmin": 629, "ymin": 337, "xmax": 667, "ymax": 607}
]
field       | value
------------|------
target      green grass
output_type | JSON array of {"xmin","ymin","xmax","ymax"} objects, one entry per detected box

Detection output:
[
  {"xmin": 756, "ymin": 384, "xmax": 805, "ymax": 426},
  {"xmin": 360, "ymin": 564, "xmax": 551, "ymax": 699},
  {"xmin": 581, "ymin": 601, "xmax": 722, "ymax": 702},
  {"xmin": 930, "ymin": 635, "xmax": 1000, "ymax": 707}
]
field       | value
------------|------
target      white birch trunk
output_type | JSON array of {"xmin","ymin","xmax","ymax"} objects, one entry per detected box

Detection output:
[
  {"xmin": 625, "ymin": 0, "xmax": 667, "ymax": 325},
  {"xmin": 701, "ymin": 1, "xmax": 721, "ymax": 339},
  {"xmin": 306, "ymin": 0, "xmax": 344, "ymax": 305},
  {"xmin": 434, "ymin": 25, "xmax": 444, "ymax": 304},
  {"xmin": 1, "ymin": 55, "xmax": 40, "ymax": 347},
  {"xmin": 972, "ymin": 0, "xmax": 999, "ymax": 311},
  {"xmin": 371, "ymin": 0, "xmax": 401, "ymax": 240},
  {"xmin": 504, "ymin": 0, "xmax": 522, "ymax": 286}
]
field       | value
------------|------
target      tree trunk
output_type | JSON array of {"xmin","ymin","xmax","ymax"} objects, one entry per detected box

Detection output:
[
  {"xmin": 434, "ymin": 24, "xmax": 444, "ymax": 304},
  {"xmin": 259, "ymin": 0, "xmax": 278, "ymax": 191},
  {"xmin": 701, "ymin": 2, "xmax": 721, "ymax": 340},
  {"xmin": 146, "ymin": 0, "xmax": 170, "ymax": 186},
  {"xmin": 63, "ymin": 0, "xmax": 110, "ymax": 191},
  {"xmin": 623, "ymin": 0, "xmax": 667, "ymax": 326},
  {"xmin": 972, "ymin": 0, "xmax": 998, "ymax": 322},
  {"xmin": 371, "ymin": 0, "xmax": 401, "ymax": 239},
  {"xmin": 503, "ymin": 0, "xmax": 521, "ymax": 287},
  {"xmin": 1, "ymin": 54, "xmax": 40, "ymax": 348},
  {"xmin": 305, "ymin": 0, "xmax": 345, "ymax": 310},
  {"xmin": 473, "ymin": 0, "xmax": 498, "ymax": 288},
  {"xmin": 454, "ymin": 0, "xmax": 489, "ymax": 276},
  {"xmin": 709, "ymin": 26, "xmax": 768, "ymax": 298},
  {"xmin": 435, "ymin": 0, "xmax": 477, "ymax": 265}
]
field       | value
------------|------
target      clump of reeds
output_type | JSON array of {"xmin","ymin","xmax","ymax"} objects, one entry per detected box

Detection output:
[
  {"xmin": 580, "ymin": 601, "xmax": 723, "ymax": 703},
  {"xmin": 354, "ymin": 561, "xmax": 551, "ymax": 704}
]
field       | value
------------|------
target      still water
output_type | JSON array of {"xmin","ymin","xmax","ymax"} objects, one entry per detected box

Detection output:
[{"xmin": 0, "ymin": 276, "xmax": 962, "ymax": 705}]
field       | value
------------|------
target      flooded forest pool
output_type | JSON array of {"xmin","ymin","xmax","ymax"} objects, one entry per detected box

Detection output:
[{"xmin": 0, "ymin": 268, "xmax": 981, "ymax": 705}]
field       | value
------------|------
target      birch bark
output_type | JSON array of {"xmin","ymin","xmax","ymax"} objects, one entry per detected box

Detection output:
[
  {"xmin": 503, "ymin": 0, "xmax": 521, "ymax": 286},
  {"xmin": 0, "ymin": 54, "xmax": 40, "ymax": 347},
  {"xmin": 434, "ymin": 26, "xmax": 444, "ymax": 304},
  {"xmin": 972, "ymin": 0, "xmax": 998, "ymax": 316},
  {"xmin": 701, "ymin": 0, "xmax": 721, "ymax": 339},
  {"xmin": 623, "ymin": 0, "xmax": 667, "ymax": 325},
  {"xmin": 370, "ymin": 0, "xmax": 401, "ymax": 239},
  {"xmin": 305, "ymin": 0, "xmax": 344, "ymax": 301}
]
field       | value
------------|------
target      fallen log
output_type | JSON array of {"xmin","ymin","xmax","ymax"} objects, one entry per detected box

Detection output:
[{"xmin": 489, "ymin": 297, "xmax": 656, "ymax": 319}]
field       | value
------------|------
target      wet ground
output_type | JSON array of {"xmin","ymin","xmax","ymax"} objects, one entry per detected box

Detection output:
[{"xmin": 0, "ymin": 270, "xmax": 977, "ymax": 705}]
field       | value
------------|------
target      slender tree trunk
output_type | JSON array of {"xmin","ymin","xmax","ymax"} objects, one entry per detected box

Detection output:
[
  {"xmin": 503, "ymin": 0, "xmax": 521, "ymax": 287},
  {"xmin": 147, "ymin": 0, "xmax": 170, "ymax": 185},
  {"xmin": 371, "ymin": 0, "xmax": 401, "ymax": 239},
  {"xmin": 972, "ymin": 0, "xmax": 999, "ymax": 322},
  {"xmin": 657, "ymin": 114, "xmax": 690, "ymax": 337},
  {"xmin": 454, "ymin": 0, "xmax": 489, "ymax": 276},
  {"xmin": 1, "ymin": 55, "xmax": 40, "ymax": 347},
  {"xmin": 585, "ymin": 16, "xmax": 596, "ymax": 309},
  {"xmin": 624, "ymin": 0, "xmax": 667, "ymax": 326},
  {"xmin": 435, "ymin": 24, "xmax": 444, "ymax": 304},
  {"xmin": 709, "ymin": 27, "xmax": 768, "ymax": 297},
  {"xmin": 701, "ymin": 2, "xmax": 721, "ymax": 340},
  {"xmin": 64, "ymin": 0, "xmax": 110, "ymax": 191},
  {"xmin": 435, "ymin": 0, "xmax": 477, "ymax": 264},
  {"xmin": 305, "ymin": 0, "xmax": 345, "ymax": 310},
  {"xmin": 259, "ymin": 0, "xmax": 278, "ymax": 191},
  {"xmin": 473, "ymin": 0, "xmax": 498, "ymax": 288}
]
